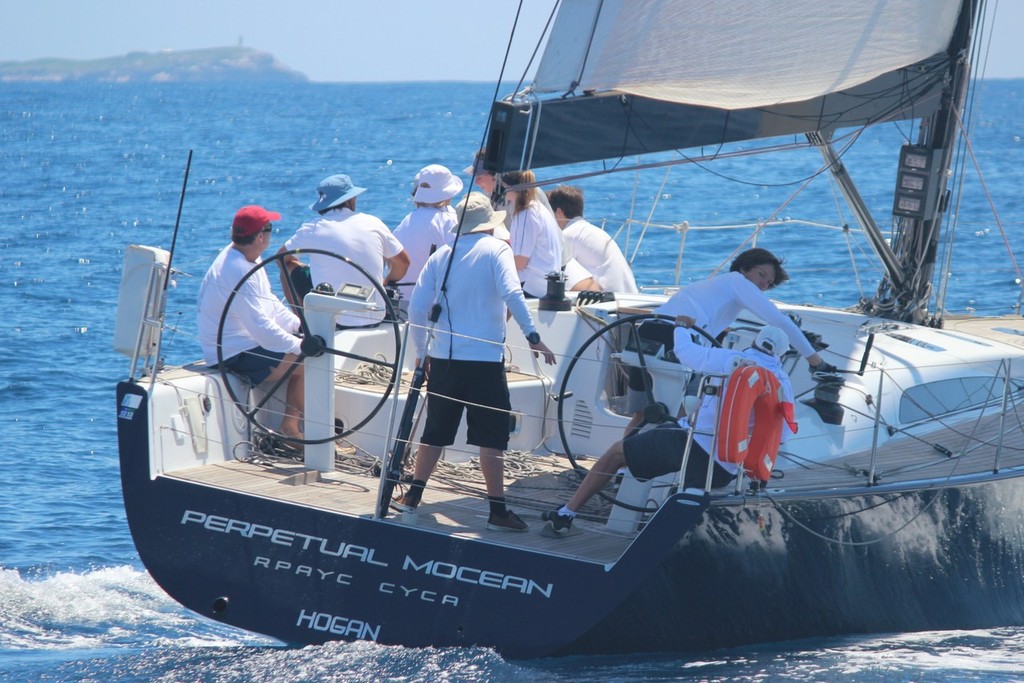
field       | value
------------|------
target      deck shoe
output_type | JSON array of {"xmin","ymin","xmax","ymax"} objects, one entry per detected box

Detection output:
[
  {"xmin": 486, "ymin": 509, "xmax": 529, "ymax": 532},
  {"xmin": 269, "ymin": 434, "xmax": 304, "ymax": 458},
  {"xmin": 541, "ymin": 509, "xmax": 573, "ymax": 536},
  {"xmin": 391, "ymin": 494, "xmax": 420, "ymax": 513}
]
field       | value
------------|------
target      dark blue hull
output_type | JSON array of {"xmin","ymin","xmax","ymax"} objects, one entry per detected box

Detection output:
[
  {"xmin": 116, "ymin": 382, "xmax": 707, "ymax": 658},
  {"xmin": 118, "ymin": 381, "xmax": 1024, "ymax": 656},
  {"xmin": 569, "ymin": 482, "xmax": 1024, "ymax": 653}
]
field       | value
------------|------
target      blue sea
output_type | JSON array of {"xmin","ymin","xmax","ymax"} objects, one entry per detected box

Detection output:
[{"xmin": 1, "ymin": 80, "xmax": 1023, "ymax": 682}]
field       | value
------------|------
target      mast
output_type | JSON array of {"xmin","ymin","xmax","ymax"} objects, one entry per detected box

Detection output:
[
  {"xmin": 809, "ymin": 132, "xmax": 905, "ymax": 294},
  {"xmin": 859, "ymin": 0, "xmax": 981, "ymax": 325}
]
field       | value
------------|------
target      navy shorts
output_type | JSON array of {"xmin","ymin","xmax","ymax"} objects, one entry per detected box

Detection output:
[
  {"xmin": 622, "ymin": 422, "xmax": 734, "ymax": 488},
  {"xmin": 421, "ymin": 358, "xmax": 512, "ymax": 450},
  {"xmin": 220, "ymin": 346, "xmax": 286, "ymax": 385}
]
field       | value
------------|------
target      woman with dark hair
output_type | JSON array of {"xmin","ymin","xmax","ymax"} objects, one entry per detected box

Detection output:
[
  {"xmin": 623, "ymin": 247, "xmax": 829, "ymax": 433},
  {"xmin": 658, "ymin": 247, "xmax": 817, "ymax": 366},
  {"xmin": 727, "ymin": 247, "xmax": 790, "ymax": 287}
]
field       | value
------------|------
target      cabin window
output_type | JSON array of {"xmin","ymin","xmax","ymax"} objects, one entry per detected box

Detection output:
[{"xmin": 899, "ymin": 376, "xmax": 1010, "ymax": 423}]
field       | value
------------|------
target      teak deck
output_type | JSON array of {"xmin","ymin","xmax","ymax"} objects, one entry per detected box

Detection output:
[
  {"xmin": 166, "ymin": 406, "xmax": 1024, "ymax": 566},
  {"xmin": 167, "ymin": 452, "xmax": 636, "ymax": 565}
]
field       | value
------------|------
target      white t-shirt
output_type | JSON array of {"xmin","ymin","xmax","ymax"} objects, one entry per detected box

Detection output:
[
  {"xmin": 510, "ymin": 201, "xmax": 562, "ymax": 298},
  {"xmin": 393, "ymin": 205, "xmax": 457, "ymax": 288},
  {"xmin": 196, "ymin": 244, "xmax": 301, "ymax": 366},
  {"xmin": 283, "ymin": 207, "xmax": 405, "ymax": 326},
  {"xmin": 563, "ymin": 217, "xmax": 639, "ymax": 293},
  {"xmin": 409, "ymin": 232, "xmax": 537, "ymax": 363}
]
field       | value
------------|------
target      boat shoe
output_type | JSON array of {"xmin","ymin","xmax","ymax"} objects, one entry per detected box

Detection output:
[
  {"xmin": 486, "ymin": 509, "xmax": 529, "ymax": 532},
  {"xmin": 541, "ymin": 509, "xmax": 573, "ymax": 536},
  {"xmin": 390, "ymin": 493, "xmax": 420, "ymax": 513}
]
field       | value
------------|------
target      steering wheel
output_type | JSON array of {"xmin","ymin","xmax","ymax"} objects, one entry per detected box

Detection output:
[
  {"xmin": 216, "ymin": 248, "xmax": 401, "ymax": 446},
  {"xmin": 555, "ymin": 312, "xmax": 719, "ymax": 512}
]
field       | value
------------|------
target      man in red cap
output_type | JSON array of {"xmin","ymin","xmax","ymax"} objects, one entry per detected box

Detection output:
[{"xmin": 197, "ymin": 205, "xmax": 305, "ymax": 440}]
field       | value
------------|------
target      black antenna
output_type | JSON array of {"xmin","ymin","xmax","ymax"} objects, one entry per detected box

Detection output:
[
  {"xmin": 163, "ymin": 149, "xmax": 193, "ymax": 292},
  {"xmin": 378, "ymin": 2, "xmax": 537, "ymax": 517}
]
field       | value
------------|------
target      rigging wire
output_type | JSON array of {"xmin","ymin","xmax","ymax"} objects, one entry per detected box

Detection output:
[
  {"xmin": 935, "ymin": 1, "xmax": 1023, "ymax": 313},
  {"xmin": 707, "ymin": 169, "xmax": 829, "ymax": 279},
  {"xmin": 627, "ymin": 165, "xmax": 673, "ymax": 265},
  {"xmin": 950, "ymin": 105, "xmax": 1024, "ymax": 294},
  {"xmin": 511, "ymin": 0, "xmax": 561, "ymax": 97},
  {"xmin": 621, "ymin": 162, "xmax": 645, "ymax": 256}
]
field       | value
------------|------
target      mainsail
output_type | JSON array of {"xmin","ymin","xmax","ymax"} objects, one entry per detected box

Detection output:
[
  {"xmin": 486, "ymin": 0, "xmax": 967, "ymax": 171},
  {"xmin": 534, "ymin": 0, "xmax": 961, "ymax": 109},
  {"xmin": 486, "ymin": 0, "xmax": 983, "ymax": 324}
]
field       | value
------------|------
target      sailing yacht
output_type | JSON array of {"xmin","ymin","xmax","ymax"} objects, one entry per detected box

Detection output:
[{"xmin": 115, "ymin": 0, "xmax": 1024, "ymax": 657}]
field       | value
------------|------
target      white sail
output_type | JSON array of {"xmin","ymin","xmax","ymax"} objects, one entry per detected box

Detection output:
[{"xmin": 534, "ymin": 0, "xmax": 962, "ymax": 109}]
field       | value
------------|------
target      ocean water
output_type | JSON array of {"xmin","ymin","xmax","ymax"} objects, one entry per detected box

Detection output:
[{"xmin": 1, "ymin": 79, "xmax": 1024, "ymax": 682}]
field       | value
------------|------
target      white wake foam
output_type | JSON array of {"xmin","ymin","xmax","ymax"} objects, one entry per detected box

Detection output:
[{"xmin": 0, "ymin": 564, "xmax": 274, "ymax": 651}]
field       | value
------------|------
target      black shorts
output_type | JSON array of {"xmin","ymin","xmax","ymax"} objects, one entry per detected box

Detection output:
[
  {"xmin": 220, "ymin": 346, "xmax": 286, "ymax": 385},
  {"xmin": 622, "ymin": 422, "xmax": 734, "ymax": 489},
  {"xmin": 420, "ymin": 358, "xmax": 512, "ymax": 450}
]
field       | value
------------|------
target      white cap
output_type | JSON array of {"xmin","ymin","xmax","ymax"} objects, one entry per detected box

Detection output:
[{"xmin": 754, "ymin": 326, "xmax": 790, "ymax": 357}]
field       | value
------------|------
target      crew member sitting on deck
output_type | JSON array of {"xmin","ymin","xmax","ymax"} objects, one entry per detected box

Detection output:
[
  {"xmin": 277, "ymin": 173, "xmax": 410, "ymax": 328},
  {"xmin": 196, "ymin": 205, "xmax": 305, "ymax": 440},
  {"xmin": 542, "ymin": 326, "xmax": 796, "ymax": 536}
]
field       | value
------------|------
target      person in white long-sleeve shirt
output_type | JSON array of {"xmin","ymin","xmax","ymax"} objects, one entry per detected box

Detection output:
[
  {"xmin": 396, "ymin": 192, "xmax": 556, "ymax": 532},
  {"xmin": 197, "ymin": 205, "xmax": 305, "ymax": 439},
  {"xmin": 624, "ymin": 248, "xmax": 830, "ymax": 434}
]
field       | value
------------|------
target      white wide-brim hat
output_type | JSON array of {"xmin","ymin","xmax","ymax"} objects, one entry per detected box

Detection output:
[{"xmin": 413, "ymin": 164, "xmax": 463, "ymax": 203}]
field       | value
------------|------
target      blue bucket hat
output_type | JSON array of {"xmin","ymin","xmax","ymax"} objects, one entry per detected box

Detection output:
[{"xmin": 310, "ymin": 174, "xmax": 367, "ymax": 212}]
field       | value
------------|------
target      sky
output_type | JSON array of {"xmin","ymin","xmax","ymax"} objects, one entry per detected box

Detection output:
[{"xmin": 0, "ymin": 0, "xmax": 1021, "ymax": 82}]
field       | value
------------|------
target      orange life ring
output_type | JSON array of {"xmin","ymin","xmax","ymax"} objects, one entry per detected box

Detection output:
[{"xmin": 717, "ymin": 365, "xmax": 794, "ymax": 481}]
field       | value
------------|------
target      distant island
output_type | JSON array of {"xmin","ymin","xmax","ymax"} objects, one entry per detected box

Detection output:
[{"xmin": 0, "ymin": 46, "xmax": 308, "ymax": 83}]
